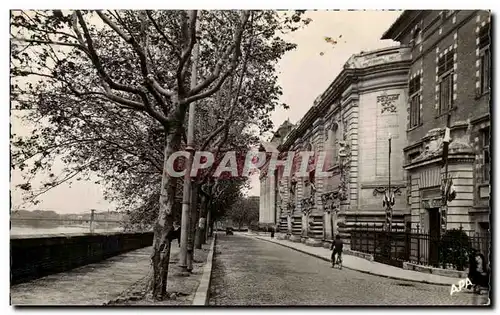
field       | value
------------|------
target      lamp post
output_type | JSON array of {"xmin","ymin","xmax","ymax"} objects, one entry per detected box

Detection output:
[
  {"xmin": 441, "ymin": 112, "xmax": 452, "ymax": 236},
  {"xmin": 384, "ymin": 133, "xmax": 394, "ymax": 232},
  {"xmin": 179, "ymin": 15, "xmax": 200, "ymax": 272},
  {"xmin": 90, "ymin": 209, "xmax": 95, "ymax": 234}
]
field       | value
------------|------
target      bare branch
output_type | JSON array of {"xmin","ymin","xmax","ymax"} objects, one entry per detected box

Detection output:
[
  {"xmin": 201, "ymin": 21, "xmax": 254, "ymax": 151},
  {"xmin": 71, "ymin": 11, "xmax": 86, "ymax": 46},
  {"xmin": 145, "ymin": 10, "xmax": 180, "ymax": 58},
  {"xmin": 95, "ymin": 10, "xmax": 132, "ymax": 43},
  {"xmin": 182, "ymin": 11, "xmax": 250, "ymax": 105},
  {"xmin": 96, "ymin": 10, "xmax": 172, "ymax": 124},
  {"xmin": 177, "ymin": 10, "xmax": 198, "ymax": 96},
  {"xmin": 11, "ymin": 37, "xmax": 88, "ymax": 53},
  {"xmin": 77, "ymin": 11, "xmax": 171, "ymax": 125},
  {"xmin": 75, "ymin": 11, "xmax": 142, "ymax": 96}
]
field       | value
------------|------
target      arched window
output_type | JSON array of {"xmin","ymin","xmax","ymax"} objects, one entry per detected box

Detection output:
[{"xmin": 305, "ymin": 142, "xmax": 313, "ymax": 151}]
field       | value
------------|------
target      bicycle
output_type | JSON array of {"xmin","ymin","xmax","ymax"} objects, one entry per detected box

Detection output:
[
  {"xmin": 336, "ymin": 254, "xmax": 343, "ymax": 269},
  {"xmin": 332, "ymin": 252, "xmax": 343, "ymax": 269}
]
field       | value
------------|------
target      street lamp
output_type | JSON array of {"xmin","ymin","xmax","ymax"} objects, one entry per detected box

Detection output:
[
  {"xmin": 383, "ymin": 133, "xmax": 395, "ymax": 232},
  {"xmin": 441, "ymin": 112, "xmax": 456, "ymax": 236},
  {"xmin": 179, "ymin": 17, "xmax": 200, "ymax": 273}
]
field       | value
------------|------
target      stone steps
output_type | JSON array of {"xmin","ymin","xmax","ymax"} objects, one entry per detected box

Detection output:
[{"xmin": 278, "ymin": 218, "xmax": 288, "ymax": 233}]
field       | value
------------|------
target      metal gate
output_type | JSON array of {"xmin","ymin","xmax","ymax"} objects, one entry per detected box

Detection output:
[
  {"xmin": 373, "ymin": 232, "xmax": 407, "ymax": 268},
  {"xmin": 351, "ymin": 227, "xmax": 409, "ymax": 268}
]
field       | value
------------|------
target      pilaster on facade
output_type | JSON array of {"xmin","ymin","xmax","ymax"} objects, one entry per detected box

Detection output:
[
  {"xmin": 295, "ymin": 178, "xmax": 303, "ymax": 216},
  {"xmin": 312, "ymin": 120, "xmax": 325, "ymax": 215},
  {"xmin": 269, "ymin": 174, "xmax": 276, "ymax": 224},
  {"xmin": 345, "ymin": 102, "xmax": 359, "ymax": 209}
]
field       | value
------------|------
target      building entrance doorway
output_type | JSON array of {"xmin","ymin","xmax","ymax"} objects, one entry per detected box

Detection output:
[
  {"xmin": 479, "ymin": 222, "xmax": 490, "ymax": 234},
  {"xmin": 428, "ymin": 207, "xmax": 441, "ymax": 267}
]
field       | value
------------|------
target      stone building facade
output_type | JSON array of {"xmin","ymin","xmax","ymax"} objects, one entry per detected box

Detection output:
[
  {"xmin": 259, "ymin": 120, "xmax": 294, "ymax": 227},
  {"xmin": 382, "ymin": 10, "xmax": 491, "ymax": 239},
  {"xmin": 259, "ymin": 46, "xmax": 412, "ymax": 246}
]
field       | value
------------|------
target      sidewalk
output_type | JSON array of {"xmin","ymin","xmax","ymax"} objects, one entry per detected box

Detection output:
[
  {"xmin": 247, "ymin": 234, "xmax": 461, "ymax": 286},
  {"xmin": 11, "ymin": 245, "xmax": 178, "ymax": 305}
]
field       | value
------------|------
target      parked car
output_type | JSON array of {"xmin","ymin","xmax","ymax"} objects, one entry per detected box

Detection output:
[{"xmin": 226, "ymin": 227, "xmax": 234, "ymax": 235}]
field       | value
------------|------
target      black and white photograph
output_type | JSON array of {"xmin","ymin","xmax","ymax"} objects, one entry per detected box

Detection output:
[{"xmin": 7, "ymin": 3, "xmax": 493, "ymax": 308}]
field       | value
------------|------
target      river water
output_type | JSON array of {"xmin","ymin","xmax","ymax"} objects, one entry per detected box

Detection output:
[{"xmin": 10, "ymin": 226, "xmax": 124, "ymax": 237}]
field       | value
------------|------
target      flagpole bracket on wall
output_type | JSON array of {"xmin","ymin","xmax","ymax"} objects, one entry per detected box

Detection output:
[{"xmin": 372, "ymin": 185, "xmax": 404, "ymax": 197}]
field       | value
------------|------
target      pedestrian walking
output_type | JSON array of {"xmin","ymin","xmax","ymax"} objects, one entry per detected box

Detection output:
[{"xmin": 168, "ymin": 222, "xmax": 181, "ymax": 247}]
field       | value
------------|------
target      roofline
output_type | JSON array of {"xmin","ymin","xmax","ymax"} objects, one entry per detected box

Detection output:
[
  {"xmin": 278, "ymin": 55, "xmax": 410, "ymax": 151},
  {"xmin": 381, "ymin": 10, "xmax": 421, "ymax": 40},
  {"xmin": 261, "ymin": 45, "xmax": 411, "ymax": 155}
]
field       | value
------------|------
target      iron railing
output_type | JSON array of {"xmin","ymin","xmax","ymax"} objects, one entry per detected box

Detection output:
[{"xmin": 350, "ymin": 223, "xmax": 490, "ymax": 270}]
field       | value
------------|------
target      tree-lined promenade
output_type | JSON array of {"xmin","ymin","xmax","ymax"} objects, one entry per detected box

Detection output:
[{"xmin": 11, "ymin": 9, "xmax": 312, "ymax": 300}]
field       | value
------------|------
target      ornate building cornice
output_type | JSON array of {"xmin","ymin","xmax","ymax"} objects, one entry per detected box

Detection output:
[
  {"xmin": 274, "ymin": 47, "xmax": 411, "ymax": 152},
  {"xmin": 404, "ymin": 152, "xmax": 476, "ymax": 170}
]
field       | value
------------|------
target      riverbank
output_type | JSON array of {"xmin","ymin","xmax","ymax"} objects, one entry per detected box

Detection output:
[{"xmin": 10, "ymin": 226, "xmax": 123, "ymax": 237}]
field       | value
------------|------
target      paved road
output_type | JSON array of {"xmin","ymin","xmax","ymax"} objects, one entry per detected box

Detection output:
[{"xmin": 209, "ymin": 234, "xmax": 490, "ymax": 306}]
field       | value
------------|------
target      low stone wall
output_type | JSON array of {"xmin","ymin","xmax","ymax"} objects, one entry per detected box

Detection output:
[
  {"xmin": 11, "ymin": 232, "xmax": 153, "ymax": 285},
  {"xmin": 344, "ymin": 249, "xmax": 374, "ymax": 261},
  {"xmin": 402, "ymin": 262, "xmax": 467, "ymax": 279}
]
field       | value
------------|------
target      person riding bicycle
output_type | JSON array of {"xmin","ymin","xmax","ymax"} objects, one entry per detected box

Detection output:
[{"xmin": 331, "ymin": 234, "xmax": 343, "ymax": 267}]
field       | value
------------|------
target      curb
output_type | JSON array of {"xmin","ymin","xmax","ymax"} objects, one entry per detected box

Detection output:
[
  {"xmin": 192, "ymin": 233, "xmax": 217, "ymax": 305},
  {"xmin": 253, "ymin": 236, "xmax": 452, "ymax": 287}
]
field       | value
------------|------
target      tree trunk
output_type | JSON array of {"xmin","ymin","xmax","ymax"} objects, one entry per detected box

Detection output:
[
  {"xmin": 151, "ymin": 131, "xmax": 181, "ymax": 300},
  {"xmin": 187, "ymin": 183, "xmax": 199, "ymax": 272},
  {"xmin": 195, "ymin": 193, "xmax": 208, "ymax": 249}
]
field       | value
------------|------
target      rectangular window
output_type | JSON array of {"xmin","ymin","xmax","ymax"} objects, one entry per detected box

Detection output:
[
  {"xmin": 480, "ymin": 49, "xmax": 490, "ymax": 94},
  {"xmin": 437, "ymin": 50, "xmax": 454, "ymax": 115},
  {"xmin": 409, "ymin": 75, "xmax": 421, "ymax": 128},
  {"xmin": 409, "ymin": 75, "xmax": 421, "ymax": 95},
  {"xmin": 439, "ymin": 73, "xmax": 453, "ymax": 114},
  {"xmin": 437, "ymin": 50, "xmax": 454, "ymax": 76},
  {"xmin": 410, "ymin": 96, "xmax": 420, "ymax": 128},
  {"xmin": 479, "ymin": 22, "xmax": 491, "ymax": 49},
  {"xmin": 478, "ymin": 23, "xmax": 491, "ymax": 96},
  {"xmin": 482, "ymin": 128, "xmax": 490, "ymax": 182}
]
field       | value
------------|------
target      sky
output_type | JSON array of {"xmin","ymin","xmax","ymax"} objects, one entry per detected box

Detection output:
[{"xmin": 10, "ymin": 10, "xmax": 401, "ymax": 214}]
